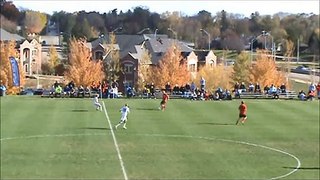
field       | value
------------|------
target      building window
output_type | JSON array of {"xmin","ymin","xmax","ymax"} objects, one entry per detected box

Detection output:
[
  {"xmin": 124, "ymin": 64, "xmax": 134, "ymax": 74},
  {"xmin": 189, "ymin": 64, "xmax": 196, "ymax": 72},
  {"xmin": 209, "ymin": 60, "xmax": 215, "ymax": 68},
  {"xmin": 32, "ymin": 50, "xmax": 37, "ymax": 56},
  {"xmin": 95, "ymin": 51, "xmax": 103, "ymax": 60},
  {"xmin": 25, "ymin": 64, "xmax": 28, "ymax": 73}
]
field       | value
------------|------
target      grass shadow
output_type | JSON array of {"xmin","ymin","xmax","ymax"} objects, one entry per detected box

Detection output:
[
  {"xmin": 198, "ymin": 122, "xmax": 235, "ymax": 126},
  {"xmin": 82, "ymin": 127, "xmax": 111, "ymax": 130},
  {"xmin": 72, "ymin": 109, "xmax": 89, "ymax": 112},
  {"xmin": 283, "ymin": 167, "xmax": 320, "ymax": 170},
  {"xmin": 135, "ymin": 108, "xmax": 160, "ymax": 111}
]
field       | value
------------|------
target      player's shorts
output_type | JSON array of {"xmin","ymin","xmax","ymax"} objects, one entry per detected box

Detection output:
[
  {"xmin": 239, "ymin": 114, "xmax": 247, "ymax": 118},
  {"xmin": 160, "ymin": 100, "xmax": 166, "ymax": 105}
]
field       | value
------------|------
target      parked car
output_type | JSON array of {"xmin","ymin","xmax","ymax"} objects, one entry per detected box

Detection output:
[
  {"xmin": 20, "ymin": 88, "xmax": 34, "ymax": 95},
  {"xmin": 291, "ymin": 65, "xmax": 311, "ymax": 74},
  {"xmin": 34, "ymin": 88, "xmax": 44, "ymax": 95}
]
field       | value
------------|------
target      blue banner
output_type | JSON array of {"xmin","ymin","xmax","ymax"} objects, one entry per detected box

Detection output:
[{"xmin": 9, "ymin": 57, "xmax": 20, "ymax": 87}]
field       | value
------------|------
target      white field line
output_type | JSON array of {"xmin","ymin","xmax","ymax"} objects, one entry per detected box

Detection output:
[
  {"xmin": 135, "ymin": 133, "xmax": 301, "ymax": 180},
  {"xmin": 102, "ymin": 101, "xmax": 128, "ymax": 180},
  {"xmin": 1, "ymin": 132, "xmax": 301, "ymax": 180}
]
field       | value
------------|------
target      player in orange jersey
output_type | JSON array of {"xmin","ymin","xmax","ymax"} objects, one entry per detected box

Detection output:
[
  {"xmin": 160, "ymin": 91, "xmax": 169, "ymax": 111},
  {"xmin": 236, "ymin": 101, "xmax": 247, "ymax": 125}
]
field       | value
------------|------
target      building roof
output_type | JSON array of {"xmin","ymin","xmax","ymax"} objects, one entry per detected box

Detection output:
[
  {"xmin": 193, "ymin": 50, "xmax": 210, "ymax": 62},
  {"xmin": 89, "ymin": 34, "xmax": 194, "ymax": 65},
  {"xmin": 0, "ymin": 28, "xmax": 25, "ymax": 41},
  {"xmin": 90, "ymin": 34, "xmax": 146, "ymax": 59}
]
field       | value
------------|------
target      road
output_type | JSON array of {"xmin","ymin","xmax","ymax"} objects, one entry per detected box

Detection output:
[{"xmin": 289, "ymin": 72, "xmax": 319, "ymax": 83}]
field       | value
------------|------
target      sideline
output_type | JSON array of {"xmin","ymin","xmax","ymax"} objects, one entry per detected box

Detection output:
[
  {"xmin": 102, "ymin": 101, "xmax": 128, "ymax": 180},
  {"xmin": 1, "ymin": 133, "xmax": 301, "ymax": 179}
]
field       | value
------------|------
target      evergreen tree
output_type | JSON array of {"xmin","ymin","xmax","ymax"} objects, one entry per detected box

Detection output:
[{"xmin": 231, "ymin": 51, "xmax": 250, "ymax": 84}]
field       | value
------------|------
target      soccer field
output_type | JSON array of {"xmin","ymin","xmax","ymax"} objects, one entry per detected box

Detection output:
[{"xmin": 1, "ymin": 96, "xmax": 319, "ymax": 179}]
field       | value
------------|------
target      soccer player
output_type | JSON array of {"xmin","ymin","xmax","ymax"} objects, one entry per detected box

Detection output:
[
  {"xmin": 160, "ymin": 91, "xmax": 169, "ymax": 111},
  {"xmin": 93, "ymin": 94, "xmax": 102, "ymax": 111},
  {"xmin": 115, "ymin": 104, "xmax": 130, "ymax": 130},
  {"xmin": 236, "ymin": 101, "xmax": 247, "ymax": 125}
]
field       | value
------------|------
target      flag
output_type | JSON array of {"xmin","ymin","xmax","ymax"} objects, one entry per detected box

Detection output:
[{"xmin": 9, "ymin": 57, "xmax": 20, "ymax": 87}]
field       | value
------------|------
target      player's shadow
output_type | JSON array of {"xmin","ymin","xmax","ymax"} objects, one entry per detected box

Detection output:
[
  {"xmin": 198, "ymin": 122, "xmax": 234, "ymax": 126},
  {"xmin": 81, "ymin": 127, "xmax": 111, "ymax": 130},
  {"xmin": 72, "ymin": 109, "xmax": 89, "ymax": 112},
  {"xmin": 135, "ymin": 108, "xmax": 159, "ymax": 111},
  {"xmin": 283, "ymin": 166, "xmax": 320, "ymax": 170}
]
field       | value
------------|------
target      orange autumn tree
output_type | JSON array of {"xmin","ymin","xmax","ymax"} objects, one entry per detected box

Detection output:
[
  {"xmin": 196, "ymin": 64, "xmax": 233, "ymax": 91},
  {"xmin": 249, "ymin": 50, "xmax": 287, "ymax": 88},
  {"xmin": 151, "ymin": 43, "xmax": 190, "ymax": 88},
  {"xmin": 64, "ymin": 37, "xmax": 104, "ymax": 87},
  {"xmin": 0, "ymin": 40, "xmax": 25, "ymax": 94}
]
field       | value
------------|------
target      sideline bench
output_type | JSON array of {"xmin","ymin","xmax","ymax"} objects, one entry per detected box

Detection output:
[{"xmin": 236, "ymin": 91, "xmax": 297, "ymax": 100}]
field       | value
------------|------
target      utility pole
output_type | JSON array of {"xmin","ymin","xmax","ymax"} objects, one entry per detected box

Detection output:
[{"xmin": 297, "ymin": 38, "xmax": 300, "ymax": 63}]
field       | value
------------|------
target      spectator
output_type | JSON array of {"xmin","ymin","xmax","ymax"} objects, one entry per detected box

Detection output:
[
  {"xmin": 254, "ymin": 83, "xmax": 261, "ymax": 93},
  {"xmin": 316, "ymin": 82, "xmax": 320, "ymax": 99},
  {"xmin": 179, "ymin": 85, "xmax": 186, "ymax": 95},
  {"xmin": 298, "ymin": 90, "xmax": 306, "ymax": 100},
  {"xmin": 150, "ymin": 82, "xmax": 155, "ymax": 98},
  {"xmin": 248, "ymin": 83, "xmax": 254, "ymax": 93},
  {"xmin": 55, "ymin": 85, "xmax": 63, "ymax": 97},
  {"xmin": 268, "ymin": 84, "xmax": 278, "ymax": 98},
  {"xmin": 172, "ymin": 84, "xmax": 180, "ymax": 95},
  {"xmin": 190, "ymin": 82, "xmax": 196, "ymax": 93},
  {"xmin": 280, "ymin": 83, "xmax": 286, "ymax": 93},
  {"xmin": 126, "ymin": 86, "xmax": 134, "ymax": 98},
  {"xmin": 309, "ymin": 83, "xmax": 316, "ymax": 92},
  {"xmin": 63, "ymin": 84, "xmax": 71, "ymax": 97},
  {"xmin": 165, "ymin": 82, "xmax": 171, "ymax": 94},
  {"xmin": 234, "ymin": 82, "xmax": 240, "ymax": 92},
  {"xmin": 239, "ymin": 82, "xmax": 246, "ymax": 92},
  {"xmin": 185, "ymin": 83, "xmax": 191, "ymax": 92},
  {"xmin": 54, "ymin": 81, "xmax": 59, "ymax": 88},
  {"xmin": 78, "ymin": 85, "xmax": 85, "ymax": 98},
  {"xmin": 200, "ymin": 77, "xmax": 206, "ymax": 90},
  {"xmin": 0, "ymin": 83, "xmax": 6, "ymax": 97},
  {"xmin": 112, "ymin": 80, "xmax": 119, "ymax": 89},
  {"xmin": 307, "ymin": 90, "xmax": 315, "ymax": 101},
  {"xmin": 263, "ymin": 85, "xmax": 270, "ymax": 94}
]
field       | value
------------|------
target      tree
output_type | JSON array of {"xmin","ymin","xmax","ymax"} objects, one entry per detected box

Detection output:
[
  {"xmin": 24, "ymin": 10, "xmax": 47, "ymax": 34},
  {"xmin": 0, "ymin": 40, "xmax": 25, "ymax": 94},
  {"xmin": 72, "ymin": 17, "xmax": 94, "ymax": 40},
  {"xmin": 103, "ymin": 32, "xmax": 121, "ymax": 83},
  {"xmin": 0, "ymin": 14, "xmax": 17, "ymax": 33},
  {"xmin": 249, "ymin": 50, "xmax": 287, "ymax": 88},
  {"xmin": 0, "ymin": 0, "xmax": 20, "ymax": 22},
  {"xmin": 64, "ymin": 37, "xmax": 104, "ymax": 87},
  {"xmin": 308, "ymin": 28, "xmax": 320, "ymax": 55},
  {"xmin": 196, "ymin": 64, "xmax": 233, "ymax": 91},
  {"xmin": 150, "ymin": 43, "xmax": 190, "ymax": 88},
  {"xmin": 48, "ymin": 45, "xmax": 60, "ymax": 75},
  {"xmin": 136, "ymin": 48, "xmax": 152, "ymax": 91},
  {"xmin": 231, "ymin": 51, "xmax": 250, "ymax": 84}
]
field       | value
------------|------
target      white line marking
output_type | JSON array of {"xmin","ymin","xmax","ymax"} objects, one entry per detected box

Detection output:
[
  {"xmin": 102, "ymin": 101, "xmax": 128, "ymax": 180},
  {"xmin": 135, "ymin": 133, "xmax": 301, "ymax": 180},
  {"xmin": 1, "ymin": 133, "xmax": 301, "ymax": 180}
]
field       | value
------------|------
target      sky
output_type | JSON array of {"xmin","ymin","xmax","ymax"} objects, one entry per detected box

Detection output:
[{"xmin": 11, "ymin": 0, "xmax": 320, "ymax": 17}]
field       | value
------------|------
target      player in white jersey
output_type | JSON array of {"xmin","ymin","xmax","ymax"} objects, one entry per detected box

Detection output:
[
  {"xmin": 93, "ymin": 94, "xmax": 102, "ymax": 111},
  {"xmin": 115, "ymin": 104, "xmax": 130, "ymax": 130}
]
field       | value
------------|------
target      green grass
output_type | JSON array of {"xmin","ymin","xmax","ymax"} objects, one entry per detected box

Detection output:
[{"xmin": 1, "ymin": 96, "xmax": 319, "ymax": 179}]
